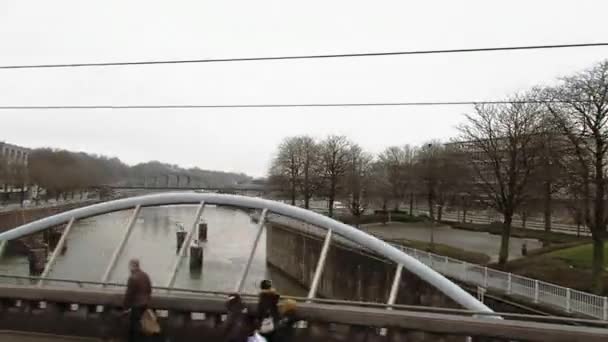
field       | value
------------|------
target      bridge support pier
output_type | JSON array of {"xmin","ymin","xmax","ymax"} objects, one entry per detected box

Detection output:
[
  {"xmin": 47, "ymin": 229, "xmax": 63, "ymax": 252},
  {"xmin": 198, "ymin": 222, "xmax": 208, "ymax": 242},
  {"xmin": 190, "ymin": 245, "xmax": 203, "ymax": 270},
  {"xmin": 28, "ymin": 247, "xmax": 47, "ymax": 276},
  {"xmin": 176, "ymin": 230, "xmax": 186, "ymax": 252}
]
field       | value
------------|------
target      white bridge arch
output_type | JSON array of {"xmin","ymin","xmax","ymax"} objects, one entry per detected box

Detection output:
[{"xmin": 0, "ymin": 192, "xmax": 493, "ymax": 314}]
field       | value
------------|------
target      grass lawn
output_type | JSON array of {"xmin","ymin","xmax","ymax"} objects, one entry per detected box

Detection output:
[
  {"xmin": 391, "ymin": 238, "xmax": 491, "ymax": 265},
  {"xmin": 502, "ymin": 242, "xmax": 608, "ymax": 295},
  {"xmin": 550, "ymin": 243, "xmax": 608, "ymax": 269}
]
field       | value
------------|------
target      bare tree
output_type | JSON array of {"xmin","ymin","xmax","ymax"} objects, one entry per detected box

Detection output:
[
  {"xmin": 319, "ymin": 135, "xmax": 351, "ymax": 217},
  {"xmin": 527, "ymin": 117, "xmax": 567, "ymax": 243},
  {"xmin": 295, "ymin": 136, "xmax": 321, "ymax": 209},
  {"xmin": 10, "ymin": 163, "xmax": 28, "ymax": 207},
  {"xmin": 343, "ymin": 144, "xmax": 373, "ymax": 222},
  {"xmin": 458, "ymin": 96, "xmax": 544, "ymax": 265},
  {"xmin": 268, "ymin": 137, "xmax": 302, "ymax": 205},
  {"xmin": 415, "ymin": 142, "xmax": 470, "ymax": 222},
  {"xmin": 544, "ymin": 61, "xmax": 608, "ymax": 293},
  {"xmin": 367, "ymin": 161, "xmax": 391, "ymax": 212},
  {"xmin": 377, "ymin": 145, "xmax": 417, "ymax": 211}
]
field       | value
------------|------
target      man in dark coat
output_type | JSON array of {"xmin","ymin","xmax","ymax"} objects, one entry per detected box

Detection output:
[{"xmin": 124, "ymin": 258, "xmax": 152, "ymax": 342}]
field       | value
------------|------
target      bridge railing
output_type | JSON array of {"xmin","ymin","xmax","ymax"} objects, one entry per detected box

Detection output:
[
  {"xmin": 267, "ymin": 214, "xmax": 608, "ymax": 320},
  {"xmin": 399, "ymin": 245, "xmax": 607, "ymax": 320},
  {"xmin": 0, "ymin": 283, "xmax": 607, "ymax": 341}
]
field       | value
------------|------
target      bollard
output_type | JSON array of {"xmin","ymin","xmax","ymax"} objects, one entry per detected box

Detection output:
[
  {"xmin": 176, "ymin": 231, "xmax": 186, "ymax": 252},
  {"xmin": 198, "ymin": 222, "xmax": 208, "ymax": 242},
  {"xmin": 189, "ymin": 245, "xmax": 203, "ymax": 269},
  {"xmin": 28, "ymin": 247, "xmax": 47, "ymax": 276}
]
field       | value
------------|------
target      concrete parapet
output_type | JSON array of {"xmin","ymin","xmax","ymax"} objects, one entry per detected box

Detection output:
[{"xmin": 0, "ymin": 284, "xmax": 604, "ymax": 341}]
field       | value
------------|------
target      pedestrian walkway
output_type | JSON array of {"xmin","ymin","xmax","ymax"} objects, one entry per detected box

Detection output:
[{"xmin": 363, "ymin": 222, "xmax": 541, "ymax": 261}]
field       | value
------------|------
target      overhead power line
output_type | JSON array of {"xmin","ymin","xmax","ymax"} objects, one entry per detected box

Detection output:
[
  {"xmin": 1, "ymin": 43, "xmax": 607, "ymax": 70},
  {"xmin": 0, "ymin": 100, "xmax": 586, "ymax": 110}
]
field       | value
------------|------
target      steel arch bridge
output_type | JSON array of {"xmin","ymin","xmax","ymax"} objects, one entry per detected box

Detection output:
[{"xmin": 0, "ymin": 192, "xmax": 492, "ymax": 314}]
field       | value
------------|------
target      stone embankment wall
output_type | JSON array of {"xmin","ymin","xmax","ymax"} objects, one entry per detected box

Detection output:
[{"xmin": 266, "ymin": 222, "xmax": 459, "ymax": 308}]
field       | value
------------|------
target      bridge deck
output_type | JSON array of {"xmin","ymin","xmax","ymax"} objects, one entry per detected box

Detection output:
[{"xmin": 0, "ymin": 331, "xmax": 98, "ymax": 341}]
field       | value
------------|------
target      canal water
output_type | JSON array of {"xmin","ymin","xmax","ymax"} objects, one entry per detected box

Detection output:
[{"xmin": 0, "ymin": 205, "xmax": 307, "ymax": 296}]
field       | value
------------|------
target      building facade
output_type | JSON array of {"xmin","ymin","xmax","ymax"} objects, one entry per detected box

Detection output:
[{"xmin": 0, "ymin": 141, "xmax": 30, "ymax": 166}]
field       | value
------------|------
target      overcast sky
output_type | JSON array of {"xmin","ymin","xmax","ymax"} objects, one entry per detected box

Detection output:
[{"xmin": 1, "ymin": 1, "xmax": 607, "ymax": 177}]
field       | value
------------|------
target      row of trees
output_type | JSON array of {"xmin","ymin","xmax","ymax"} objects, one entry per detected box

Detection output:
[
  {"xmin": 268, "ymin": 135, "xmax": 468, "ymax": 219},
  {"xmin": 268, "ymin": 60, "xmax": 608, "ymax": 294},
  {"xmin": 0, "ymin": 148, "xmax": 252, "ymax": 202}
]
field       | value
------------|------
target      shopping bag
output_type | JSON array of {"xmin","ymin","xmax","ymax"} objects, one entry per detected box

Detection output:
[
  {"xmin": 259, "ymin": 316, "xmax": 275, "ymax": 334},
  {"xmin": 140, "ymin": 309, "xmax": 161, "ymax": 336}
]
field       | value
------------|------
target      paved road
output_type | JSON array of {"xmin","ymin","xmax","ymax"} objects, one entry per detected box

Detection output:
[
  {"xmin": 364, "ymin": 222, "xmax": 542, "ymax": 262},
  {"xmin": 0, "ymin": 331, "xmax": 98, "ymax": 341}
]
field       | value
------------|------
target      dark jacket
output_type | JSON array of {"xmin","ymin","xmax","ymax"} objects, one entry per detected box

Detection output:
[
  {"xmin": 223, "ymin": 295, "xmax": 249, "ymax": 342},
  {"xmin": 274, "ymin": 311, "xmax": 297, "ymax": 342},
  {"xmin": 124, "ymin": 270, "xmax": 152, "ymax": 308},
  {"xmin": 257, "ymin": 289, "xmax": 280, "ymax": 320}
]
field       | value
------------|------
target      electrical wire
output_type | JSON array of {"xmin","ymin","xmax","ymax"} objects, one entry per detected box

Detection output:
[
  {"xmin": 1, "ymin": 43, "xmax": 607, "ymax": 70},
  {"xmin": 0, "ymin": 100, "xmax": 584, "ymax": 110}
]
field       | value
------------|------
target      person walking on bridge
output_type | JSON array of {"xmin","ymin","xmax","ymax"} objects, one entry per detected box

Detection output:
[
  {"xmin": 257, "ymin": 279, "xmax": 280, "ymax": 341},
  {"xmin": 124, "ymin": 258, "xmax": 152, "ymax": 342}
]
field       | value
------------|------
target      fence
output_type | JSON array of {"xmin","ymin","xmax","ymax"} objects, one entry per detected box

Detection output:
[
  {"xmin": 270, "ymin": 214, "xmax": 607, "ymax": 320},
  {"xmin": 398, "ymin": 245, "xmax": 607, "ymax": 320},
  {"xmin": 412, "ymin": 208, "xmax": 591, "ymax": 236}
]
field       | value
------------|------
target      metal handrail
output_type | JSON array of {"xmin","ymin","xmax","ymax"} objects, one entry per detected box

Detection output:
[{"xmin": 396, "ymin": 244, "xmax": 608, "ymax": 320}]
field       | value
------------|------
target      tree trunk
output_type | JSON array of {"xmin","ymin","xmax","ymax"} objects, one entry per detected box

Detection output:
[
  {"xmin": 290, "ymin": 181, "xmax": 296, "ymax": 206},
  {"xmin": 409, "ymin": 193, "xmax": 414, "ymax": 216},
  {"xmin": 20, "ymin": 188, "xmax": 25, "ymax": 207},
  {"xmin": 498, "ymin": 213, "xmax": 513, "ymax": 265},
  {"xmin": 427, "ymin": 191, "xmax": 434, "ymax": 221},
  {"xmin": 592, "ymin": 139, "xmax": 606, "ymax": 294},
  {"xmin": 592, "ymin": 236, "xmax": 605, "ymax": 294},
  {"xmin": 303, "ymin": 162, "xmax": 310, "ymax": 209},
  {"xmin": 437, "ymin": 205, "xmax": 443, "ymax": 222},
  {"xmin": 328, "ymin": 179, "xmax": 336, "ymax": 217},
  {"xmin": 544, "ymin": 180, "xmax": 552, "ymax": 246}
]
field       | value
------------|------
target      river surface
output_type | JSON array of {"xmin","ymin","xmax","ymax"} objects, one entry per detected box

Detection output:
[{"xmin": 0, "ymin": 205, "xmax": 307, "ymax": 296}]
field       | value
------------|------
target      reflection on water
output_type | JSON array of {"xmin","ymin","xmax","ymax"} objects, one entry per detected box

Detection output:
[{"xmin": 0, "ymin": 206, "xmax": 306, "ymax": 296}]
